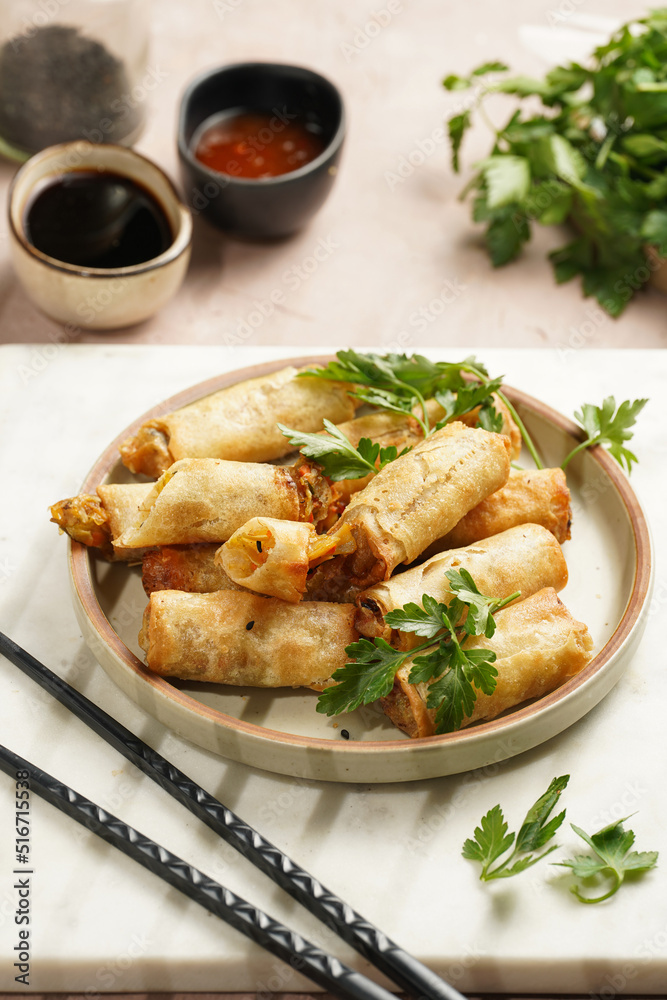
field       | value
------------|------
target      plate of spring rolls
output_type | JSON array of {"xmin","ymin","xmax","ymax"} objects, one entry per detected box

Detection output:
[{"xmin": 53, "ymin": 354, "xmax": 653, "ymax": 783}]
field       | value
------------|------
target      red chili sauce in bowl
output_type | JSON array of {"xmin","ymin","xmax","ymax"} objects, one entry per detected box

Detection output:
[{"xmin": 192, "ymin": 110, "xmax": 327, "ymax": 180}]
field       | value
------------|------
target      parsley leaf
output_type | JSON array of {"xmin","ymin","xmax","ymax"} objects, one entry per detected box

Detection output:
[
  {"xmin": 316, "ymin": 638, "xmax": 409, "ymax": 716},
  {"xmin": 277, "ymin": 419, "xmax": 408, "ymax": 481},
  {"xmin": 461, "ymin": 804, "xmax": 514, "ymax": 873},
  {"xmin": 561, "ymin": 396, "xmax": 648, "ymax": 473},
  {"xmin": 384, "ymin": 593, "xmax": 450, "ymax": 639},
  {"xmin": 432, "ymin": 376, "xmax": 503, "ymax": 430},
  {"xmin": 446, "ymin": 568, "xmax": 519, "ymax": 638},
  {"xmin": 556, "ymin": 817, "xmax": 658, "ymax": 903},
  {"xmin": 463, "ymin": 776, "xmax": 570, "ymax": 880},
  {"xmin": 317, "ymin": 571, "xmax": 518, "ymax": 730}
]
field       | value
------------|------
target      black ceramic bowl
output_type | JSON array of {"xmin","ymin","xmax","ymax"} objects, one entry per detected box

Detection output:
[{"xmin": 177, "ymin": 62, "xmax": 345, "ymax": 239}]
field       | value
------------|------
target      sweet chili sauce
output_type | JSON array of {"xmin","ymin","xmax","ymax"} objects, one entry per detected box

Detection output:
[{"xmin": 192, "ymin": 110, "xmax": 326, "ymax": 179}]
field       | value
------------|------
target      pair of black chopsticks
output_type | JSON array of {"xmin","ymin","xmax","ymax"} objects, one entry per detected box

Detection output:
[{"xmin": 0, "ymin": 631, "xmax": 465, "ymax": 1000}]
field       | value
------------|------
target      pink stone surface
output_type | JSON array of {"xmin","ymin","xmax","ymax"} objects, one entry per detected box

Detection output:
[{"xmin": 1, "ymin": 0, "xmax": 665, "ymax": 349}]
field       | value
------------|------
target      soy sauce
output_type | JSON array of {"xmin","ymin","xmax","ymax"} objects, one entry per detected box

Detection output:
[{"xmin": 23, "ymin": 171, "xmax": 173, "ymax": 268}]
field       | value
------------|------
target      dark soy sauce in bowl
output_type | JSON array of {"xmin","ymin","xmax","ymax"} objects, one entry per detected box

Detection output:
[{"xmin": 23, "ymin": 171, "xmax": 173, "ymax": 268}]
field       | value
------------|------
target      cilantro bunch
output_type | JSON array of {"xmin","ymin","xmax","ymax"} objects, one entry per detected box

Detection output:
[
  {"xmin": 445, "ymin": 8, "xmax": 667, "ymax": 315},
  {"xmin": 317, "ymin": 569, "xmax": 519, "ymax": 733}
]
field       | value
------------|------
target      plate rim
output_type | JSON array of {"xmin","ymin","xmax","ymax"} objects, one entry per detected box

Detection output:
[{"xmin": 69, "ymin": 355, "xmax": 653, "ymax": 776}]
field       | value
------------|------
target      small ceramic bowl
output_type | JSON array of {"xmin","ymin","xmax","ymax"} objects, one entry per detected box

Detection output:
[
  {"xmin": 177, "ymin": 62, "xmax": 345, "ymax": 239},
  {"xmin": 7, "ymin": 142, "xmax": 192, "ymax": 330}
]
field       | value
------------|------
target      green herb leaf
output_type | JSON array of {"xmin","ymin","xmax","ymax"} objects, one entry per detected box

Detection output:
[
  {"xmin": 562, "ymin": 396, "xmax": 649, "ymax": 472},
  {"xmin": 472, "ymin": 60, "xmax": 509, "ymax": 76},
  {"xmin": 448, "ymin": 111, "xmax": 472, "ymax": 172},
  {"xmin": 318, "ymin": 568, "xmax": 511, "ymax": 728},
  {"xmin": 433, "ymin": 376, "xmax": 503, "ymax": 430},
  {"xmin": 278, "ymin": 419, "xmax": 408, "ymax": 481},
  {"xmin": 485, "ymin": 206, "xmax": 531, "ymax": 266},
  {"xmin": 641, "ymin": 209, "xmax": 667, "ymax": 255},
  {"xmin": 556, "ymin": 817, "xmax": 658, "ymax": 903},
  {"xmin": 481, "ymin": 156, "xmax": 531, "ymax": 209},
  {"xmin": 462, "ymin": 804, "xmax": 515, "ymax": 876},
  {"xmin": 384, "ymin": 594, "xmax": 450, "ymax": 639},
  {"xmin": 446, "ymin": 568, "xmax": 520, "ymax": 638},
  {"xmin": 444, "ymin": 10, "xmax": 667, "ymax": 315},
  {"xmin": 425, "ymin": 641, "xmax": 479, "ymax": 732},
  {"xmin": 316, "ymin": 638, "xmax": 409, "ymax": 716},
  {"xmin": 463, "ymin": 776, "xmax": 570, "ymax": 880}
]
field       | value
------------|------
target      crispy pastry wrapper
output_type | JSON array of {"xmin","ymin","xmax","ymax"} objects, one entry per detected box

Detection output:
[
  {"xmin": 119, "ymin": 366, "xmax": 358, "ymax": 476},
  {"xmin": 324, "ymin": 395, "xmax": 521, "ymax": 511},
  {"xmin": 139, "ymin": 590, "xmax": 357, "ymax": 688},
  {"xmin": 381, "ymin": 588, "xmax": 594, "ymax": 738},
  {"xmin": 327, "ymin": 422, "xmax": 512, "ymax": 590},
  {"xmin": 50, "ymin": 483, "xmax": 153, "ymax": 561},
  {"xmin": 114, "ymin": 458, "xmax": 326, "ymax": 550},
  {"xmin": 142, "ymin": 544, "xmax": 246, "ymax": 596},
  {"xmin": 218, "ymin": 518, "xmax": 316, "ymax": 604},
  {"xmin": 355, "ymin": 523, "xmax": 569, "ymax": 650},
  {"xmin": 218, "ymin": 516, "xmax": 357, "ymax": 603},
  {"xmin": 421, "ymin": 467, "xmax": 571, "ymax": 557}
]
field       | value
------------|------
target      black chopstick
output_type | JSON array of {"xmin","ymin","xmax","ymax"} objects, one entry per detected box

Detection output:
[
  {"xmin": 0, "ymin": 631, "xmax": 465, "ymax": 1000},
  {"xmin": 0, "ymin": 741, "xmax": 395, "ymax": 1000}
]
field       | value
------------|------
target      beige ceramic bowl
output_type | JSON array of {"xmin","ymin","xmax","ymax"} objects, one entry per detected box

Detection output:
[
  {"xmin": 68, "ymin": 357, "xmax": 653, "ymax": 783},
  {"xmin": 7, "ymin": 142, "xmax": 192, "ymax": 330}
]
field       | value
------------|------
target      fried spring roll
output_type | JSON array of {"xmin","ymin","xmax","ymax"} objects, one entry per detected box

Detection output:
[
  {"xmin": 119, "ymin": 366, "xmax": 358, "ymax": 477},
  {"xmin": 139, "ymin": 590, "xmax": 358, "ymax": 687},
  {"xmin": 218, "ymin": 516, "xmax": 356, "ymax": 603},
  {"xmin": 142, "ymin": 544, "xmax": 246, "ymax": 596},
  {"xmin": 355, "ymin": 524, "xmax": 568, "ymax": 649},
  {"xmin": 322, "ymin": 395, "xmax": 522, "ymax": 512},
  {"xmin": 381, "ymin": 588, "xmax": 594, "ymax": 738},
  {"xmin": 421, "ymin": 468, "xmax": 571, "ymax": 558},
  {"xmin": 114, "ymin": 458, "xmax": 331, "ymax": 550},
  {"xmin": 50, "ymin": 483, "xmax": 153, "ymax": 561},
  {"xmin": 318, "ymin": 422, "xmax": 512, "ymax": 591}
]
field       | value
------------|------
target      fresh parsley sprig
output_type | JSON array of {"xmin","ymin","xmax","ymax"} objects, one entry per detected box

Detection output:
[
  {"xmin": 462, "ymin": 775, "xmax": 570, "ymax": 880},
  {"xmin": 444, "ymin": 11, "xmax": 667, "ymax": 316},
  {"xmin": 316, "ymin": 569, "xmax": 519, "ymax": 733},
  {"xmin": 302, "ymin": 352, "xmax": 647, "ymax": 476},
  {"xmin": 300, "ymin": 350, "xmax": 504, "ymax": 438},
  {"xmin": 562, "ymin": 396, "xmax": 649, "ymax": 474},
  {"xmin": 277, "ymin": 419, "xmax": 409, "ymax": 481},
  {"xmin": 556, "ymin": 817, "xmax": 658, "ymax": 903}
]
